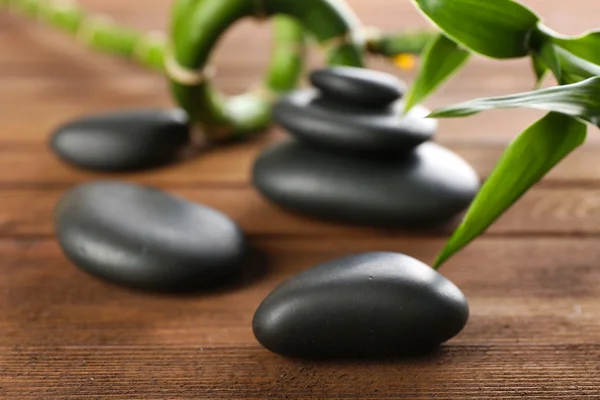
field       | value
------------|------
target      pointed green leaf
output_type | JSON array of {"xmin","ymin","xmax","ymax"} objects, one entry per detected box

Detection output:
[
  {"xmin": 404, "ymin": 34, "xmax": 470, "ymax": 112},
  {"xmin": 538, "ymin": 40, "xmax": 561, "ymax": 83},
  {"xmin": 531, "ymin": 54, "xmax": 549, "ymax": 89},
  {"xmin": 555, "ymin": 47, "xmax": 600, "ymax": 82},
  {"xmin": 429, "ymin": 76, "xmax": 600, "ymax": 126},
  {"xmin": 561, "ymin": 74, "xmax": 588, "ymax": 85},
  {"xmin": 412, "ymin": 0, "xmax": 540, "ymax": 59},
  {"xmin": 545, "ymin": 27, "xmax": 600, "ymax": 66},
  {"xmin": 434, "ymin": 112, "xmax": 587, "ymax": 268}
]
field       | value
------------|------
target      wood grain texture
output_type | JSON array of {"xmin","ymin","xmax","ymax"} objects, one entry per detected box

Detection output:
[
  {"xmin": 3, "ymin": 345, "xmax": 600, "ymax": 399},
  {"xmin": 0, "ymin": 141, "xmax": 600, "ymax": 187},
  {"xmin": 1, "ymin": 0, "xmax": 600, "ymax": 398},
  {"xmin": 4, "ymin": 186, "xmax": 600, "ymax": 237},
  {"xmin": 1, "ymin": 236, "xmax": 600, "ymax": 349}
]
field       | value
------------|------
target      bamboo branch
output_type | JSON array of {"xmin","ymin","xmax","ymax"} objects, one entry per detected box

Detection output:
[
  {"xmin": 5, "ymin": 0, "xmax": 166, "ymax": 71},
  {"xmin": 2, "ymin": 0, "xmax": 436, "ymax": 141}
]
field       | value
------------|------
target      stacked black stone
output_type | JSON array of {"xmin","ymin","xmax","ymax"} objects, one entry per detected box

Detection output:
[{"xmin": 252, "ymin": 66, "xmax": 481, "ymax": 228}]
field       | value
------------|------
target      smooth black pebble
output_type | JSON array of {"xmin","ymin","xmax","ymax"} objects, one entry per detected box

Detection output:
[
  {"xmin": 54, "ymin": 181, "xmax": 246, "ymax": 292},
  {"xmin": 273, "ymin": 89, "xmax": 436, "ymax": 156},
  {"xmin": 50, "ymin": 108, "xmax": 190, "ymax": 172},
  {"xmin": 252, "ymin": 140, "xmax": 480, "ymax": 228},
  {"xmin": 310, "ymin": 66, "xmax": 406, "ymax": 108},
  {"xmin": 253, "ymin": 252, "xmax": 469, "ymax": 358}
]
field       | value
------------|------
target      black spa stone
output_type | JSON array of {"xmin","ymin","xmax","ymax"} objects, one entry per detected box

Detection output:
[
  {"xmin": 50, "ymin": 108, "xmax": 190, "ymax": 172},
  {"xmin": 252, "ymin": 140, "xmax": 480, "ymax": 228},
  {"xmin": 309, "ymin": 66, "xmax": 406, "ymax": 108},
  {"xmin": 272, "ymin": 89, "xmax": 436, "ymax": 156},
  {"xmin": 54, "ymin": 181, "xmax": 246, "ymax": 292},
  {"xmin": 252, "ymin": 252, "xmax": 469, "ymax": 358}
]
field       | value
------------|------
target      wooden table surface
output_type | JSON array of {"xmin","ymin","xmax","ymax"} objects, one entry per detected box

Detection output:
[{"xmin": 2, "ymin": 0, "xmax": 600, "ymax": 398}]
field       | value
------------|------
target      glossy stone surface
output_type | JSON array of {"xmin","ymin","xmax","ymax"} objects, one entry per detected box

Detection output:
[
  {"xmin": 310, "ymin": 66, "xmax": 406, "ymax": 108},
  {"xmin": 54, "ymin": 181, "xmax": 246, "ymax": 292},
  {"xmin": 253, "ymin": 252, "xmax": 469, "ymax": 358},
  {"xmin": 252, "ymin": 140, "xmax": 480, "ymax": 228},
  {"xmin": 272, "ymin": 89, "xmax": 436, "ymax": 156},
  {"xmin": 50, "ymin": 108, "xmax": 190, "ymax": 171}
]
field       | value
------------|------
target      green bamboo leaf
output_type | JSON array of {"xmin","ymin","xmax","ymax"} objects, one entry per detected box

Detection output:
[
  {"xmin": 534, "ymin": 42, "xmax": 600, "ymax": 85},
  {"xmin": 555, "ymin": 47, "xmax": 600, "ymax": 82},
  {"xmin": 561, "ymin": 74, "xmax": 587, "ymax": 85},
  {"xmin": 545, "ymin": 27, "xmax": 600, "ymax": 66},
  {"xmin": 531, "ymin": 54, "xmax": 549, "ymax": 89},
  {"xmin": 429, "ymin": 76, "xmax": 600, "ymax": 126},
  {"xmin": 404, "ymin": 34, "xmax": 470, "ymax": 112},
  {"xmin": 538, "ymin": 40, "xmax": 561, "ymax": 83},
  {"xmin": 412, "ymin": 0, "xmax": 540, "ymax": 59},
  {"xmin": 434, "ymin": 112, "xmax": 587, "ymax": 268}
]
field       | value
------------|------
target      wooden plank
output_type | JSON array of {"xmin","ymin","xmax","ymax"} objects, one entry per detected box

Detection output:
[
  {"xmin": 3, "ymin": 0, "xmax": 600, "ymax": 398},
  {"xmin": 2, "ymin": 345, "xmax": 600, "ymax": 399},
  {"xmin": 0, "ymin": 138, "xmax": 596, "ymax": 186},
  {"xmin": 1, "ymin": 237, "xmax": 600, "ymax": 347},
  {"xmin": 2, "ymin": 185, "xmax": 600, "ymax": 237}
]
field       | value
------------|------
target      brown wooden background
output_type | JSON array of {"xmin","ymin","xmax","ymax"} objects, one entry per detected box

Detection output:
[{"xmin": 2, "ymin": 0, "xmax": 600, "ymax": 398}]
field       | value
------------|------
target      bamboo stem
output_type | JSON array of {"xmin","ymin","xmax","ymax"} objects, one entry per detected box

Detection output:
[
  {"xmin": 2, "ymin": 0, "xmax": 433, "ymax": 72},
  {"xmin": 2, "ymin": 0, "xmax": 436, "ymax": 141},
  {"xmin": 5, "ymin": 0, "xmax": 166, "ymax": 72},
  {"xmin": 369, "ymin": 30, "xmax": 437, "ymax": 56}
]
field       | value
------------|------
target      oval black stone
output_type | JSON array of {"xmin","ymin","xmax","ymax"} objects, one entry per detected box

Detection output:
[
  {"xmin": 252, "ymin": 140, "xmax": 480, "ymax": 228},
  {"xmin": 54, "ymin": 181, "xmax": 247, "ymax": 292},
  {"xmin": 253, "ymin": 252, "xmax": 469, "ymax": 358},
  {"xmin": 272, "ymin": 89, "xmax": 437, "ymax": 156},
  {"xmin": 310, "ymin": 66, "xmax": 406, "ymax": 108},
  {"xmin": 50, "ymin": 108, "xmax": 190, "ymax": 172}
]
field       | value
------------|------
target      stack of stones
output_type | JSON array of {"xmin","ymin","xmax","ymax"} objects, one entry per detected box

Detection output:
[{"xmin": 253, "ymin": 66, "xmax": 481, "ymax": 228}]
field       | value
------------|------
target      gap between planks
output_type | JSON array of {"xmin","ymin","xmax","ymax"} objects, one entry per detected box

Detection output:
[
  {"xmin": 0, "ymin": 140, "xmax": 598, "ymax": 187},
  {"xmin": 2, "ymin": 185, "xmax": 600, "ymax": 237}
]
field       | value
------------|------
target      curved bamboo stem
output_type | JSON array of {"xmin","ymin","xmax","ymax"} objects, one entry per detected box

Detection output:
[
  {"xmin": 3, "ymin": 0, "xmax": 435, "ymax": 73},
  {"xmin": 167, "ymin": 0, "xmax": 367, "ymax": 141},
  {"xmin": 3, "ymin": 0, "xmax": 437, "ymax": 141}
]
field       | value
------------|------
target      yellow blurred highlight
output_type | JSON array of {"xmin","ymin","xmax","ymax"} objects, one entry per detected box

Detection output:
[{"xmin": 393, "ymin": 53, "xmax": 417, "ymax": 71}]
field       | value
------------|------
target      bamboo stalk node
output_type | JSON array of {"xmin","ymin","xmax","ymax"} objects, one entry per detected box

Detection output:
[
  {"xmin": 320, "ymin": 31, "xmax": 354, "ymax": 52},
  {"xmin": 133, "ymin": 30, "xmax": 167, "ymax": 61},
  {"xmin": 165, "ymin": 49, "xmax": 216, "ymax": 86},
  {"xmin": 76, "ymin": 13, "xmax": 114, "ymax": 44}
]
